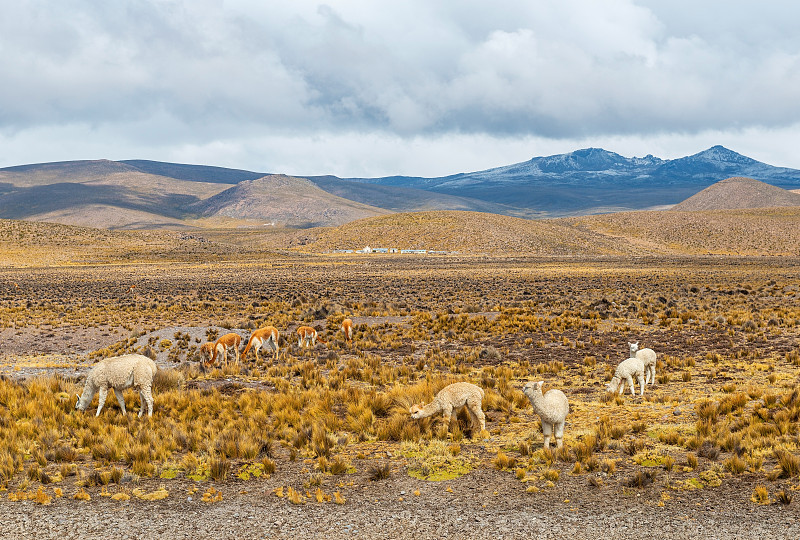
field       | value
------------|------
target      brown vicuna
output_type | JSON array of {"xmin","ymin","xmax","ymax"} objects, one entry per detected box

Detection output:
[
  {"xmin": 199, "ymin": 342, "xmax": 215, "ymax": 370},
  {"xmin": 211, "ymin": 332, "xmax": 242, "ymax": 367},
  {"xmin": 297, "ymin": 326, "xmax": 325, "ymax": 348},
  {"xmin": 242, "ymin": 326, "xmax": 280, "ymax": 362},
  {"xmin": 341, "ymin": 318, "xmax": 354, "ymax": 344}
]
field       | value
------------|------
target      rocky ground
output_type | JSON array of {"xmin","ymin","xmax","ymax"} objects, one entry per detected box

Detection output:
[{"xmin": 1, "ymin": 464, "xmax": 797, "ymax": 539}]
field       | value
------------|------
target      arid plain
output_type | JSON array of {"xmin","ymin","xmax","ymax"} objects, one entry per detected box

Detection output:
[{"xmin": 1, "ymin": 213, "xmax": 799, "ymax": 539}]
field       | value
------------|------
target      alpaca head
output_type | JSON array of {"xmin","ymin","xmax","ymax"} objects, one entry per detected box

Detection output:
[
  {"xmin": 605, "ymin": 377, "xmax": 621, "ymax": 393},
  {"xmin": 75, "ymin": 392, "xmax": 89, "ymax": 412},
  {"xmin": 522, "ymin": 380, "xmax": 544, "ymax": 399},
  {"xmin": 629, "ymin": 341, "xmax": 639, "ymax": 355},
  {"xmin": 409, "ymin": 404, "xmax": 425, "ymax": 419}
]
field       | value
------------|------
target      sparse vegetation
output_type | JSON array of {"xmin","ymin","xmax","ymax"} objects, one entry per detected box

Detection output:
[{"xmin": 0, "ymin": 248, "xmax": 798, "ymax": 522}]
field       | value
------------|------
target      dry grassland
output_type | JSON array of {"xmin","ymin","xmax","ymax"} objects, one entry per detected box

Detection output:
[
  {"xmin": 0, "ymin": 252, "xmax": 799, "ymax": 516},
  {"xmin": 566, "ymin": 207, "xmax": 800, "ymax": 256}
]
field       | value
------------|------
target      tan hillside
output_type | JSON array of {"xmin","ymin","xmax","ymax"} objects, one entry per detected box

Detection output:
[
  {"xmin": 0, "ymin": 160, "xmax": 229, "ymax": 229},
  {"xmin": 302, "ymin": 211, "xmax": 634, "ymax": 255},
  {"xmin": 0, "ymin": 159, "xmax": 136, "ymax": 187},
  {"xmin": 672, "ymin": 176, "xmax": 800, "ymax": 211},
  {"xmin": 0, "ymin": 219, "xmax": 245, "ymax": 266},
  {"xmin": 192, "ymin": 174, "xmax": 392, "ymax": 227},
  {"xmin": 24, "ymin": 204, "xmax": 193, "ymax": 230},
  {"xmin": 565, "ymin": 207, "xmax": 800, "ymax": 256}
]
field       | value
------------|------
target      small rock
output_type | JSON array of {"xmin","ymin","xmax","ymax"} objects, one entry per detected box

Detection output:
[{"xmin": 673, "ymin": 408, "xmax": 682, "ymax": 416}]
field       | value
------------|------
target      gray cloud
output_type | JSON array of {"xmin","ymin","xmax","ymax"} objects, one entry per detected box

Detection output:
[{"xmin": 1, "ymin": 1, "xmax": 799, "ymax": 174}]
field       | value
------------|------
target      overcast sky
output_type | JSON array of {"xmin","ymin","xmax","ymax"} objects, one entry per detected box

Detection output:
[{"xmin": 1, "ymin": 1, "xmax": 799, "ymax": 177}]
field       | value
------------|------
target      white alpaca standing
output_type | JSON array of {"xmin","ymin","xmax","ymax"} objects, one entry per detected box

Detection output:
[
  {"xmin": 629, "ymin": 342, "xmax": 657, "ymax": 385},
  {"xmin": 410, "ymin": 382, "xmax": 486, "ymax": 434},
  {"xmin": 522, "ymin": 381, "xmax": 569, "ymax": 448},
  {"xmin": 76, "ymin": 354, "xmax": 157, "ymax": 417},
  {"xmin": 606, "ymin": 356, "xmax": 646, "ymax": 396}
]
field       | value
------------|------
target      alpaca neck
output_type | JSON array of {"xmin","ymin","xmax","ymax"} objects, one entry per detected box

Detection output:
[
  {"xmin": 419, "ymin": 399, "xmax": 443, "ymax": 418},
  {"xmin": 529, "ymin": 391, "xmax": 546, "ymax": 410},
  {"xmin": 78, "ymin": 383, "xmax": 98, "ymax": 409}
]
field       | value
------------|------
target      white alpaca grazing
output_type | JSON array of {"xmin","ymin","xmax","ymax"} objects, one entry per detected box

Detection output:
[
  {"xmin": 522, "ymin": 381, "xmax": 570, "ymax": 448},
  {"xmin": 76, "ymin": 354, "xmax": 157, "ymax": 417},
  {"xmin": 606, "ymin": 356, "xmax": 646, "ymax": 396},
  {"xmin": 410, "ymin": 382, "xmax": 486, "ymax": 435},
  {"xmin": 629, "ymin": 341, "xmax": 657, "ymax": 385}
]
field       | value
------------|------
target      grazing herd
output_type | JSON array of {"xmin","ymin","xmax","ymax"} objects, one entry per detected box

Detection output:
[
  {"xmin": 74, "ymin": 317, "xmax": 658, "ymax": 450},
  {"xmin": 407, "ymin": 340, "xmax": 657, "ymax": 446}
]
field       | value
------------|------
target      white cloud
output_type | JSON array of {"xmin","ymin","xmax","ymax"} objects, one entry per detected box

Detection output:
[{"xmin": 1, "ymin": 0, "xmax": 799, "ymax": 174}]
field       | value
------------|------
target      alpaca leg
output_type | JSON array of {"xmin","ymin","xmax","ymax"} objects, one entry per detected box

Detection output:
[
  {"xmin": 637, "ymin": 375, "xmax": 645, "ymax": 395},
  {"xmin": 466, "ymin": 409, "xmax": 478, "ymax": 434},
  {"xmin": 618, "ymin": 380, "xmax": 625, "ymax": 395},
  {"xmin": 114, "ymin": 388, "xmax": 127, "ymax": 415},
  {"xmin": 140, "ymin": 388, "xmax": 153, "ymax": 417},
  {"xmin": 542, "ymin": 422, "xmax": 553, "ymax": 448},
  {"xmin": 554, "ymin": 421, "xmax": 565, "ymax": 448},
  {"xmin": 96, "ymin": 387, "xmax": 108, "ymax": 416},
  {"xmin": 472, "ymin": 405, "xmax": 486, "ymax": 432},
  {"xmin": 442, "ymin": 405, "xmax": 453, "ymax": 433},
  {"xmin": 626, "ymin": 375, "xmax": 635, "ymax": 395},
  {"xmin": 650, "ymin": 365, "xmax": 656, "ymax": 385}
]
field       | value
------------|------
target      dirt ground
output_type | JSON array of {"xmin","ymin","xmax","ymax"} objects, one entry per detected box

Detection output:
[
  {"xmin": 1, "ymin": 255, "xmax": 799, "ymax": 539},
  {"xmin": 1, "ymin": 461, "xmax": 797, "ymax": 539}
]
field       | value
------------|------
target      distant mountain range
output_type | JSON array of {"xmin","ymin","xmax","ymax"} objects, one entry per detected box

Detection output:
[
  {"xmin": 329, "ymin": 146, "xmax": 800, "ymax": 215},
  {"xmin": 1, "ymin": 146, "xmax": 799, "ymax": 229}
]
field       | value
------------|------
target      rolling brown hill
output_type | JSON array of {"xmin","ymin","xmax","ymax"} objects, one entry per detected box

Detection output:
[
  {"xmin": 0, "ymin": 160, "xmax": 531, "ymax": 229},
  {"xmin": 672, "ymin": 176, "xmax": 800, "ymax": 211},
  {"xmin": 0, "ymin": 160, "xmax": 228, "ymax": 229},
  {"xmin": 4, "ymin": 205, "xmax": 799, "ymax": 265},
  {"xmin": 302, "ymin": 207, "xmax": 800, "ymax": 256},
  {"xmin": 302, "ymin": 211, "xmax": 635, "ymax": 256},
  {"xmin": 564, "ymin": 207, "xmax": 800, "ymax": 256},
  {"xmin": 0, "ymin": 219, "xmax": 248, "ymax": 266},
  {"xmin": 190, "ymin": 175, "xmax": 392, "ymax": 227}
]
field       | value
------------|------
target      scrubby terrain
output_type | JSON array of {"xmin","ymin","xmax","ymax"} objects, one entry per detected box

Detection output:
[{"xmin": 1, "ymin": 252, "xmax": 800, "ymax": 538}]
